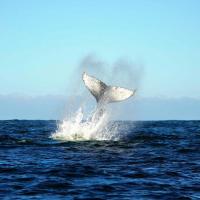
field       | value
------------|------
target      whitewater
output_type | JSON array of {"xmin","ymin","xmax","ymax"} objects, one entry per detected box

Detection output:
[{"xmin": 51, "ymin": 106, "xmax": 121, "ymax": 141}]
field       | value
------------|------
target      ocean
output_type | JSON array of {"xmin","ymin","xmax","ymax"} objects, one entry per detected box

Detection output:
[{"xmin": 0, "ymin": 120, "xmax": 200, "ymax": 199}]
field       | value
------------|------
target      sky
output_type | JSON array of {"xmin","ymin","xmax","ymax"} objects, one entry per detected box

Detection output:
[{"xmin": 0, "ymin": 0, "xmax": 200, "ymax": 119}]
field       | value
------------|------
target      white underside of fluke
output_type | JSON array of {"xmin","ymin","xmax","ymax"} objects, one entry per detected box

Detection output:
[{"xmin": 82, "ymin": 72, "xmax": 135, "ymax": 104}]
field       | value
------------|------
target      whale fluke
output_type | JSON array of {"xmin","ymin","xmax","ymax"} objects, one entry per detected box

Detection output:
[{"xmin": 83, "ymin": 72, "xmax": 136, "ymax": 104}]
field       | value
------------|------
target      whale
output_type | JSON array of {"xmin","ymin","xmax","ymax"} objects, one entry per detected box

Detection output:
[{"xmin": 82, "ymin": 72, "xmax": 136, "ymax": 121}]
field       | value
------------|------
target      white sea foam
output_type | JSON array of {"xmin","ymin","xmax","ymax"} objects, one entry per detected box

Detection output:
[{"xmin": 51, "ymin": 107, "xmax": 120, "ymax": 141}]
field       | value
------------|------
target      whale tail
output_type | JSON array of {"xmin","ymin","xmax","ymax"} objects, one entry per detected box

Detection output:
[{"xmin": 82, "ymin": 72, "xmax": 136, "ymax": 105}]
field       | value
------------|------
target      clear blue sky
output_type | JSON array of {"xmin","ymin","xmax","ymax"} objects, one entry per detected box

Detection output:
[{"xmin": 0, "ymin": 0, "xmax": 200, "ymax": 98}]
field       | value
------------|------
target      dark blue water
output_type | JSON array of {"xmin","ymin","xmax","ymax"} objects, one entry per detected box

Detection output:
[{"xmin": 0, "ymin": 120, "xmax": 200, "ymax": 200}]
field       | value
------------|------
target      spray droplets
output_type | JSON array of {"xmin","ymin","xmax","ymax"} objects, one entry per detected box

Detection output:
[
  {"xmin": 51, "ymin": 107, "xmax": 117, "ymax": 141},
  {"xmin": 52, "ymin": 55, "xmax": 143, "ymax": 141}
]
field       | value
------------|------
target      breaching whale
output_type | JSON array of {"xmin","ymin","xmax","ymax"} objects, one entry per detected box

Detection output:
[{"xmin": 82, "ymin": 72, "xmax": 136, "ymax": 121}]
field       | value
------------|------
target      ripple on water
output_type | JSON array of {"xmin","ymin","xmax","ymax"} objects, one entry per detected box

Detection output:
[{"xmin": 0, "ymin": 120, "xmax": 200, "ymax": 199}]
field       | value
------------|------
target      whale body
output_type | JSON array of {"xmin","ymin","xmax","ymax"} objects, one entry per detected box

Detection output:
[{"xmin": 82, "ymin": 72, "xmax": 136, "ymax": 122}]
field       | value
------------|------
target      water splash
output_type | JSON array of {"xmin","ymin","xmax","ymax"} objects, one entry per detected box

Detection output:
[{"xmin": 51, "ymin": 107, "xmax": 120, "ymax": 141}]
